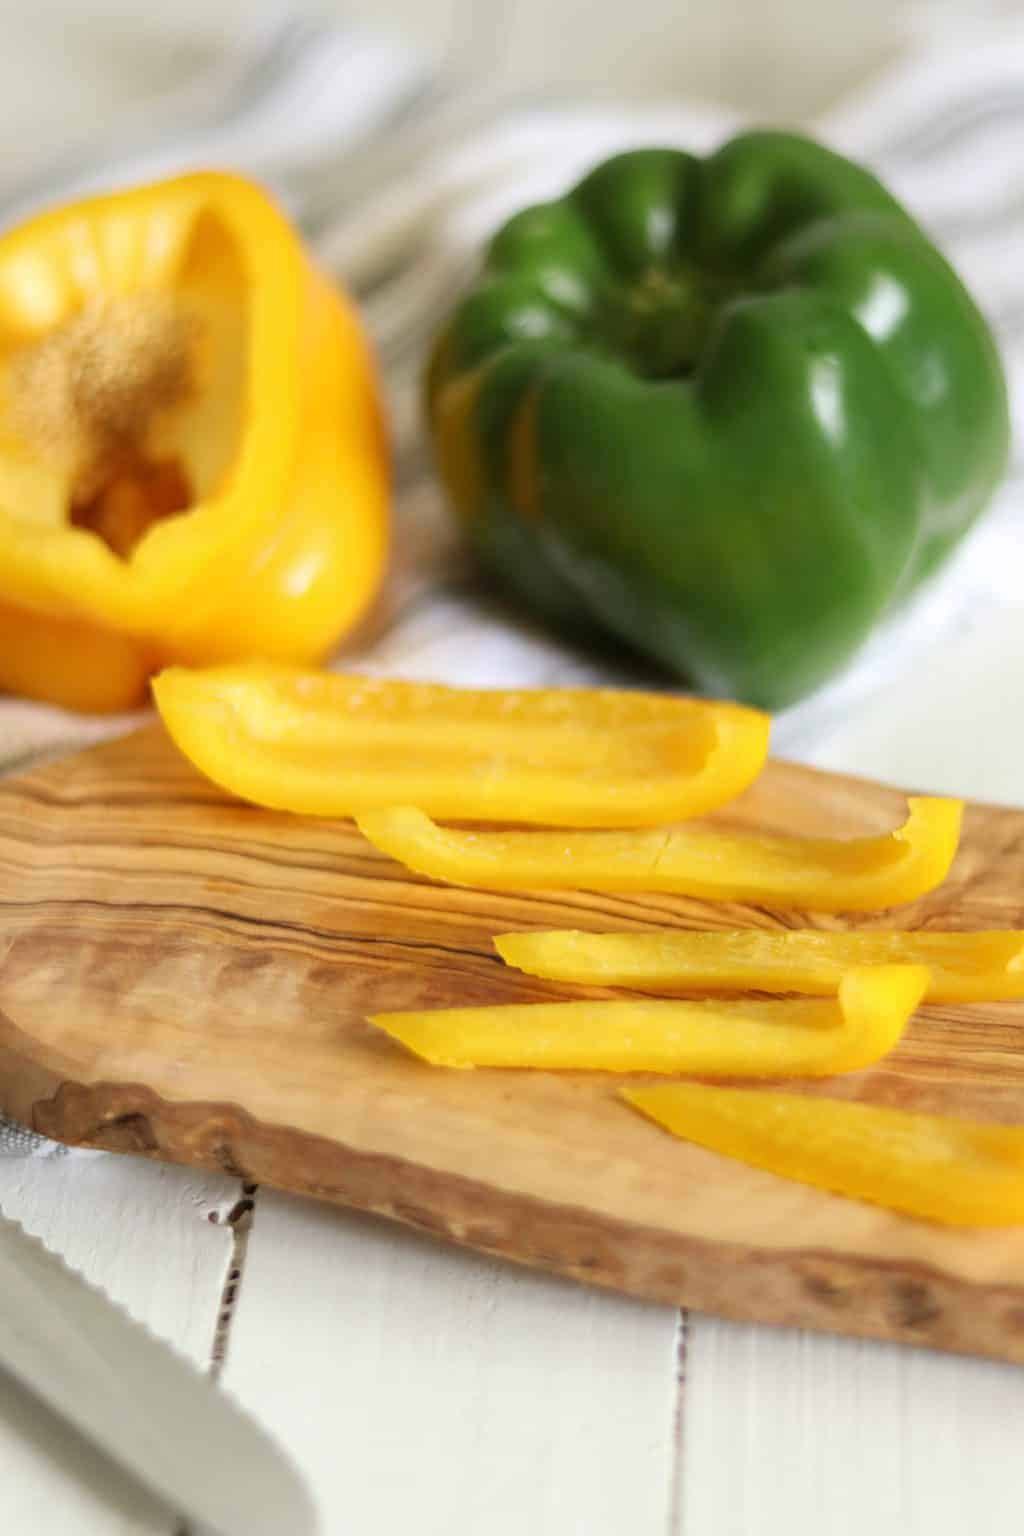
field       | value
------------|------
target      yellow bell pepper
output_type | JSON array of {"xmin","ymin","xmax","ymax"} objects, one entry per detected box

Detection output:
[
  {"xmin": 153, "ymin": 661, "xmax": 770, "ymax": 825},
  {"xmin": 624, "ymin": 1082, "xmax": 1024, "ymax": 1226},
  {"xmin": 0, "ymin": 173, "xmax": 389, "ymax": 711},
  {"xmin": 495, "ymin": 927, "xmax": 1024, "ymax": 1002},
  {"xmin": 370, "ymin": 964, "xmax": 926, "ymax": 1074},
  {"xmin": 356, "ymin": 798, "xmax": 963, "ymax": 911}
]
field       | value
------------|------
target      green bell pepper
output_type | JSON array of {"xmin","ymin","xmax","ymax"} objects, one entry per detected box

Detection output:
[{"xmin": 425, "ymin": 131, "xmax": 1010, "ymax": 709}]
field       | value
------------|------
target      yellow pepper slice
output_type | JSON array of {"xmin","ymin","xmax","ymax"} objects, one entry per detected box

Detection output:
[
  {"xmin": 370, "ymin": 964, "xmax": 926, "ymax": 1074},
  {"xmin": 356, "ymin": 798, "xmax": 963, "ymax": 911},
  {"xmin": 495, "ymin": 928, "xmax": 1024, "ymax": 1002},
  {"xmin": 624, "ymin": 1082, "xmax": 1024, "ymax": 1226},
  {"xmin": 0, "ymin": 173, "xmax": 388, "ymax": 712},
  {"xmin": 153, "ymin": 662, "xmax": 770, "ymax": 825}
]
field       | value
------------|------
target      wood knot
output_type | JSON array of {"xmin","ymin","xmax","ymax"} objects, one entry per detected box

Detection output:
[
  {"xmin": 889, "ymin": 1279, "xmax": 942, "ymax": 1332},
  {"xmin": 84, "ymin": 1110, "xmax": 158, "ymax": 1154}
]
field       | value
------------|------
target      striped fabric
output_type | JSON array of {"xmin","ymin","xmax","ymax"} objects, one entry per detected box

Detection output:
[{"xmin": 3, "ymin": 18, "xmax": 1024, "ymax": 1152}]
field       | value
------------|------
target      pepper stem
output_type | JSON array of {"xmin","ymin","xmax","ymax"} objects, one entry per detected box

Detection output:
[{"xmin": 598, "ymin": 266, "xmax": 720, "ymax": 378}]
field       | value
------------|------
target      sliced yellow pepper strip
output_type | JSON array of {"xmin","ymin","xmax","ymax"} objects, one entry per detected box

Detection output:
[
  {"xmin": 356, "ymin": 799, "xmax": 963, "ymax": 911},
  {"xmin": 153, "ymin": 662, "xmax": 769, "ymax": 826},
  {"xmin": 495, "ymin": 928, "xmax": 1024, "ymax": 1002},
  {"xmin": 370, "ymin": 964, "xmax": 926, "ymax": 1074},
  {"xmin": 623, "ymin": 1082, "xmax": 1024, "ymax": 1226}
]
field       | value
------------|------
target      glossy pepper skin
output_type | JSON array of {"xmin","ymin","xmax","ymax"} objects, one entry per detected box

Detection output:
[
  {"xmin": 371, "ymin": 965, "xmax": 928, "ymax": 1077},
  {"xmin": 356, "ymin": 796, "xmax": 963, "ymax": 911},
  {"xmin": 494, "ymin": 927, "xmax": 1024, "ymax": 1003},
  {"xmin": 624, "ymin": 1084, "xmax": 1024, "ymax": 1226},
  {"xmin": 0, "ymin": 173, "xmax": 388, "ymax": 712},
  {"xmin": 426, "ymin": 132, "xmax": 1010, "ymax": 709},
  {"xmin": 153, "ymin": 661, "xmax": 770, "ymax": 827}
]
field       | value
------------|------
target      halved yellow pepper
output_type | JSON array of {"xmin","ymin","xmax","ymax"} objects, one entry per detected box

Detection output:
[
  {"xmin": 356, "ymin": 798, "xmax": 963, "ymax": 911},
  {"xmin": 496, "ymin": 928, "xmax": 1024, "ymax": 1002},
  {"xmin": 624, "ymin": 1082, "xmax": 1024, "ymax": 1226},
  {"xmin": 0, "ymin": 173, "xmax": 389, "ymax": 712},
  {"xmin": 153, "ymin": 661, "xmax": 770, "ymax": 825},
  {"xmin": 370, "ymin": 964, "xmax": 927, "ymax": 1074}
]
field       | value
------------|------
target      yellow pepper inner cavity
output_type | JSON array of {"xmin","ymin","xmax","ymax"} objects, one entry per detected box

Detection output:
[
  {"xmin": 154, "ymin": 661, "xmax": 770, "ymax": 826},
  {"xmin": 8, "ymin": 293, "xmax": 206, "ymax": 556},
  {"xmin": 356, "ymin": 798, "xmax": 963, "ymax": 911},
  {"xmin": 369, "ymin": 964, "xmax": 926, "ymax": 1075},
  {"xmin": 1, "ymin": 218, "xmax": 248, "ymax": 554},
  {"xmin": 495, "ymin": 927, "xmax": 1024, "ymax": 1002},
  {"xmin": 624, "ymin": 1082, "xmax": 1024, "ymax": 1226}
]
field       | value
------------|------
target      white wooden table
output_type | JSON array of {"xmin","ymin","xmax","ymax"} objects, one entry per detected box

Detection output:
[
  {"xmin": 3, "ymin": 6, "xmax": 1024, "ymax": 1531},
  {"xmin": 3, "ymin": 599, "xmax": 1024, "ymax": 1536}
]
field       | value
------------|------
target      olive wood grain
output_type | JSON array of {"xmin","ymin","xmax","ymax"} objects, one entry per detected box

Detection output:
[{"xmin": 2, "ymin": 725, "xmax": 1024, "ymax": 1361}]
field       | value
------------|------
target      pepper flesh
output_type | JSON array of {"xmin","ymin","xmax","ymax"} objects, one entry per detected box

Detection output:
[
  {"xmin": 495, "ymin": 928, "xmax": 1024, "ymax": 1002},
  {"xmin": 0, "ymin": 173, "xmax": 388, "ymax": 712},
  {"xmin": 427, "ymin": 132, "xmax": 1010, "ymax": 709},
  {"xmin": 370, "ymin": 964, "xmax": 926, "ymax": 1074},
  {"xmin": 356, "ymin": 798, "xmax": 963, "ymax": 910},
  {"xmin": 153, "ymin": 662, "xmax": 769, "ymax": 825},
  {"xmin": 624, "ymin": 1082, "xmax": 1024, "ymax": 1226}
]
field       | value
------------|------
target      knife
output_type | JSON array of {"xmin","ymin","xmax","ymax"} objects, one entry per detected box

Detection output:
[{"xmin": 0, "ymin": 1207, "xmax": 318, "ymax": 1536}]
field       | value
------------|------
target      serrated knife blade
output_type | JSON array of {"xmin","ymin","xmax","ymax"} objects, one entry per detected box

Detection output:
[{"xmin": 0, "ymin": 1207, "xmax": 318, "ymax": 1536}]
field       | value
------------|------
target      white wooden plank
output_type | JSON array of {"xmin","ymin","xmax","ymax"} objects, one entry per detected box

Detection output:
[
  {"xmin": 0, "ymin": 1151, "xmax": 237, "ymax": 1364},
  {"xmin": 679, "ymin": 1318, "xmax": 1024, "ymax": 1536},
  {"xmin": 223, "ymin": 1191, "xmax": 680, "ymax": 1536},
  {"xmin": 0, "ymin": 1151, "xmax": 237, "ymax": 1535}
]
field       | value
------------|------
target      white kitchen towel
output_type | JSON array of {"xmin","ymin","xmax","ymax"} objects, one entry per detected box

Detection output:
[{"xmin": 4, "ymin": 14, "xmax": 1024, "ymax": 1152}]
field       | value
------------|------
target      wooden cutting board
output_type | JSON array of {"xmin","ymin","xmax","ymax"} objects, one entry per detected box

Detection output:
[{"xmin": 2, "ymin": 724, "xmax": 1024, "ymax": 1363}]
